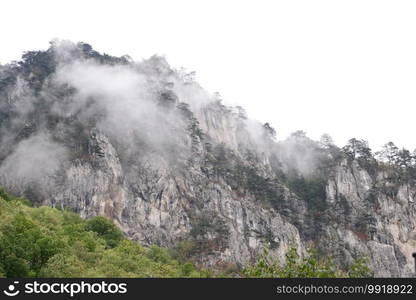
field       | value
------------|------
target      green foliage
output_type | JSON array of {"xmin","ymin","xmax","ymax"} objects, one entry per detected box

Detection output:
[
  {"xmin": 238, "ymin": 166, "xmax": 280, "ymax": 203},
  {"xmin": 184, "ymin": 212, "xmax": 231, "ymax": 258},
  {"xmin": 19, "ymin": 49, "xmax": 56, "ymax": 91},
  {"xmin": 190, "ymin": 212, "xmax": 229, "ymax": 240},
  {"xmin": 77, "ymin": 42, "xmax": 130, "ymax": 65},
  {"xmin": 0, "ymin": 214, "xmax": 63, "ymax": 277},
  {"xmin": 170, "ymin": 240, "xmax": 198, "ymax": 263},
  {"xmin": 342, "ymin": 138, "xmax": 372, "ymax": 161},
  {"xmin": 210, "ymin": 143, "xmax": 232, "ymax": 176},
  {"xmin": 0, "ymin": 190, "xmax": 206, "ymax": 278},
  {"xmin": 348, "ymin": 257, "xmax": 372, "ymax": 278},
  {"xmin": 0, "ymin": 187, "xmax": 11, "ymax": 201},
  {"xmin": 146, "ymin": 245, "xmax": 172, "ymax": 264},
  {"xmin": 85, "ymin": 216, "xmax": 123, "ymax": 248},
  {"xmin": 243, "ymin": 247, "xmax": 372, "ymax": 278},
  {"xmin": 0, "ymin": 188, "xmax": 31, "ymax": 206},
  {"xmin": 376, "ymin": 142, "xmax": 400, "ymax": 165},
  {"xmin": 0, "ymin": 188, "xmax": 372, "ymax": 278},
  {"xmin": 176, "ymin": 102, "xmax": 194, "ymax": 119},
  {"xmin": 342, "ymin": 138, "xmax": 378, "ymax": 176},
  {"xmin": 287, "ymin": 176, "xmax": 327, "ymax": 211},
  {"xmin": 225, "ymin": 163, "xmax": 285, "ymax": 208}
]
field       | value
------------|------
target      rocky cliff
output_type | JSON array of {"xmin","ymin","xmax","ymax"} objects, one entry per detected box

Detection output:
[{"xmin": 0, "ymin": 41, "xmax": 415, "ymax": 276}]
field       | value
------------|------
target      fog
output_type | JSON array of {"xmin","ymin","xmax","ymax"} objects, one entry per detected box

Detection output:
[
  {"xmin": 0, "ymin": 40, "xmax": 341, "ymax": 194},
  {"xmin": 0, "ymin": 133, "xmax": 68, "ymax": 192}
]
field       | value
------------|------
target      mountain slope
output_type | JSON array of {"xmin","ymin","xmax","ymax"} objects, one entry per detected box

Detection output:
[
  {"xmin": 0, "ymin": 41, "xmax": 415, "ymax": 277},
  {"xmin": 0, "ymin": 190, "xmax": 206, "ymax": 277}
]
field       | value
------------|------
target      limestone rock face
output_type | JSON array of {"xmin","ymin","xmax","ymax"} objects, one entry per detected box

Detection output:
[
  {"xmin": 24, "ymin": 117, "xmax": 416, "ymax": 276},
  {"xmin": 0, "ymin": 42, "xmax": 415, "ymax": 276},
  {"xmin": 321, "ymin": 161, "xmax": 416, "ymax": 277}
]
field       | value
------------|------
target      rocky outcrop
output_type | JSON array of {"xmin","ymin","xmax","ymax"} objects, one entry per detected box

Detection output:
[
  {"xmin": 321, "ymin": 160, "xmax": 416, "ymax": 277},
  {"xmin": 34, "ymin": 118, "xmax": 416, "ymax": 276}
]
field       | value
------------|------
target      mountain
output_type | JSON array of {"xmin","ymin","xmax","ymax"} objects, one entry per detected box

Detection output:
[{"xmin": 0, "ymin": 40, "xmax": 415, "ymax": 277}]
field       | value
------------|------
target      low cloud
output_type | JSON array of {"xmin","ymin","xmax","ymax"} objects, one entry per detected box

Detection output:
[{"xmin": 0, "ymin": 133, "xmax": 68, "ymax": 189}]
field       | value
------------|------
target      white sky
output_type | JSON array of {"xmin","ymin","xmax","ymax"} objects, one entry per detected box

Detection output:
[{"xmin": 1, "ymin": 0, "xmax": 416, "ymax": 150}]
